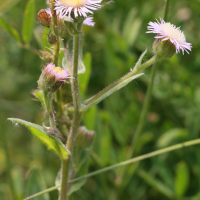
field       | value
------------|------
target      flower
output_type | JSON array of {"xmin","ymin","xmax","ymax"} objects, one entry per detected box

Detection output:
[
  {"xmin": 37, "ymin": 9, "xmax": 52, "ymax": 27},
  {"xmin": 38, "ymin": 63, "xmax": 70, "ymax": 93},
  {"xmin": 54, "ymin": 0, "xmax": 102, "ymax": 19},
  {"xmin": 147, "ymin": 18, "xmax": 192, "ymax": 55},
  {"xmin": 45, "ymin": 7, "xmax": 95, "ymax": 26},
  {"xmin": 83, "ymin": 17, "xmax": 95, "ymax": 26}
]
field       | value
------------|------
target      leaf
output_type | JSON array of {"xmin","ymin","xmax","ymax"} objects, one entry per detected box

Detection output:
[
  {"xmin": 79, "ymin": 53, "xmax": 92, "ymax": 97},
  {"xmin": 175, "ymin": 161, "xmax": 190, "ymax": 197},
  {"xmin": 0, "ymin": 17, "xmax": 21, "ymax": 43},
  {"xmin": 83, "ymin": 106, "xmax": 97, "ymax": 130},
  {"xmin": 34, "ymin": 91, "xmax": 45, "ymax": 109},
  {"xmin": 26, "ymin": 167, "xmax": 50, "ymax": 200},
  {"xmin": 22, "ymin": 0, "xmax": 35, "ymax": 44},
  {"xmin": 84, "ymin": 73, "xmax": 144, "ymax": 109},
  {"xmin": 0, "ymin": 0, "xmax": 21, "ymax": 16},
  {"xmin": 8, "ymin": 118, "xmax": 70, "ymax": 160},
  {"xmin": 156, "ymin": 128, "xmax": 188, "ymax": 148},
  {"xmin": 138, "ymin": 170, "xmax": 174, "ymax": 199},
  {"xmin": 134, "ymin": 48, "xmax": 147, "ymax": 71}
]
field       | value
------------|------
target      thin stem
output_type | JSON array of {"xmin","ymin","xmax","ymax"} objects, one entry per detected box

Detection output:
[
  {"xmin": 130, "ymin": 0, "xmax": 171, "ymax": 156},
  {"xmin": 164, "ymin": 0, "xmax": 170, "ymax": 21},
  {"xmin": 58, "ymin": 25, "xmax": 83, "ymax": 200},
  {"xmin": 59, "ymin": 159, "xmax": 70, "ymax": 200},
  {"xmin": 85, "ymin": 55, "xmax": 158, "ymax": 107},
  {"xmin": 43, "ymin": 91, "xmax": 56, "ymax": 128},
  {"xmin": 130, "ymin": 63, "xmax": 158, "ymax": 156},
  {"xmin": 52, "ymin": 0, "xmax": 60, "ymax": 66},
  {"xmin": 2, "ymin": 130, "xmax": 17, "ymax": 200},
  {"xmin": 24, "ymin": 138, "xmax": 200, "ymax": 200}
]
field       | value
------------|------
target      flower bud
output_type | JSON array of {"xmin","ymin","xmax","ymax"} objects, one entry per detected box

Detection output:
[
  {"xmin": 48, "ymin": 33, "xmax": 57, "ymax": 44},
  {"xmin": 38, "ymin": 63, "xmax": 69, "ymax": 93},
  {"xmin": 76, "ymin": 126, "xmax": 95, "ymax": 148},
  {"xmin": 37, "ymin": 9, "xmax": 52, "ymax": 28},
  {"xmin": 153, "ymin": 37, "xmax": 176, "ymax": 59},
  {"xmin": 38, "ymin": 50, "xmax": 53, "ymax": 62}
]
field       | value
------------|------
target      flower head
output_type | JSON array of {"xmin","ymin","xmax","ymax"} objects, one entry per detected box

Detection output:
[
  {"xmin": 45, "ymin": 7, "xmax": 95, "ymax": 26},
  {"xmin": 38, "ymin": 63, "xmax": 70, "ymax": 93},
  {"xmin": 37, "ymin": 9, "xmax": 52, "ymax": 27},
  {"xmin": 147, "ymin": 18, "xmax": 192, "ymax": 55},
  {"xmin": 54, "ymin": 0, "xmax": 102, "ymax": 19}
]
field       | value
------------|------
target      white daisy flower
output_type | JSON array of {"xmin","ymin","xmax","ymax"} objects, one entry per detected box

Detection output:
[
  {"xmin": 147, "ymin": 18, "xmax": 192, "ymax": 55},
  {"xmin": 54, "ymin": 0, "xmax": 103, "ymax": 19}
]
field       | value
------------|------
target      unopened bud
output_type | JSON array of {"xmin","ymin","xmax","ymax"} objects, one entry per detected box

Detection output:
[
  {"xmin": 153, "ymin": 38, "xmax": 176, "ymax": 59},
  {"xmin": 37, "ymin": 9, "xmax": 52, "ymax": 28},
  {"xmin": 38, "ymin": 50, "xmax": 53, "ymax": 62},
  {"xmin": 38, "ymin": 63, "xmax": 70, "ymax": 93},
  {"xmin": 48, "ymin": 33, "xmax": 57, "ymax": 44},
  {"xmin": 76, "ymin": 126, "xmax": 95, "ymax": 148}
]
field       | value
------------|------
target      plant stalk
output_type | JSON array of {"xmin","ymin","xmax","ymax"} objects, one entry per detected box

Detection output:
[
  {"xmin": 85, "ymin": 55, "xmax": 159, "ymax": 107},
  {"xmin": 59, "ymin": 26, "xmax": 82, "ymax": 200}
]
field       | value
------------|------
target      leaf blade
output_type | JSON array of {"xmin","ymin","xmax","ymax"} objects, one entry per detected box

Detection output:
[
  {"xmin": 22, "ymin": 0, "xmax": 35, "ymax": 44},
  {"xmin": 8, "ymin": 118, "xmax": 70, "ymax": 160}
]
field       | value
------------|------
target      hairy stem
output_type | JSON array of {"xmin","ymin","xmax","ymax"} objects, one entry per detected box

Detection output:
[
  {"xmin": 43, "ymin": 91, "xmax": 56, "ymax": 128},
  {"xmin": 51, "ymin": 0, "xmax": 60, "ymax": 66},
  {"xmin": 59, "ymin": 27, "xmax": 82, "ymax": 200}
]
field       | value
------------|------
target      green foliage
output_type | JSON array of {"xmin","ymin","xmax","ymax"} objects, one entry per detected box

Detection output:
[
  {"xmin": 1, "ymin": 0, "xmax": 200, "ymax": 200},
  {"xmin": 175, "ymin": 161, "xmax": 190, "ymax": 197},
  {"xmin": 8, "ymin": 118, "xmax": 70, "ymax": 160},
  {"xmin": 0, "ymin": 17, "xmax": 21, "ymax": 42},
  {"xmin": 22, "ymin": 0, "xmax": 35, "ymax": 44},
  {"xmin": 27, "ymin": 167, "xmax": 50, "ymax": 200}
]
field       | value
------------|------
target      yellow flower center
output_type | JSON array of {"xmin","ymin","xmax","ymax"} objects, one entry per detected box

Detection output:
[
  {"xmin": 60, "ymin": 0, "xmax": 88, "ymax": 7},
  {"xmin": 54, "ymin": 66, "xmax": 64, "ymax": 74},
  {"xmin": 162, "ymin": 23, "xmax": 185, "ymax": 42}
]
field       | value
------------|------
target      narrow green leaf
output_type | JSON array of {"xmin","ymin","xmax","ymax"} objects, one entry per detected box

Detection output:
[
  {"xmin": 79, "ymin": 52, "xmax": 92, "ymax": 97},
  {"xmin": 22, "ymin": 0, "xmax": 35, "ymax": 44},
  {"xmin": 134, "ymin": 48, "xmax": 148, "ymax": 71},
  {"xmin": 0, "ymin": 0, "xmax": 21, "ymax": 16},
  {"xmin": 26, "ymin": 168, "xmax": 50, "ymax": 200},
  {"xmin": 0, "ymin": 17, "xmax": 21, "ymax": 42},
  {"xmin": 138, "ymin": 170, "xmax": 174, "ymax": 199},
  {"xmin": 34, "ymin": 91, "xmax": 45, "ymax": 109},
  {"xmin": 83, "ymin": 106, "xmax": 97, "ymax": 130},
  {"xmin": 84, "ymin": 73, "xmax": 144, "ymax": 109},
  {"xmin": 8, "ymin": 118, "xmax": 70, "ymax": 160},
  {"xmin": 175, "ymin": 161, "xmax": 190, "ymax": 197},
  {"xmin": 156, "ymin": 128, "xmax": 188, "ymax": 148}
]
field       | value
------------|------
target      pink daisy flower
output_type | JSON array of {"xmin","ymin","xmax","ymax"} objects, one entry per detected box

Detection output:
[
  {"xmin": 54, "ymin": 0, "xmax": 102, "ymax": 19},
  {"xmin": 146, "ymin": 18, "xmax": 192, "ymax": 54},
  {"xmin": 38, "ymin": 63, "xmax": 70, "ymax": 93}
]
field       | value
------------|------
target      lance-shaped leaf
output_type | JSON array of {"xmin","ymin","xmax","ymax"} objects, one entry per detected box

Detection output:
[
  {"xmin": 22, "ymin": 0, "xmax": 35, "ymax": 44},
  {"xmin": 8, "ymin": 118, "xmax": 70, "ymax": 160},
  {"xmin": 83, "ymin": 73, "xmax": 144, "ymax": 109},
  {"xmin": 0, "ymin": 17, "xmax": 21, "ymax": 43}
]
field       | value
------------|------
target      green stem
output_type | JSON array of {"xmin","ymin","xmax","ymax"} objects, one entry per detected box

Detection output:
[
  {"xmin": 52, "ymin": 0, "xmax": 60, "ymax": 66},
  {"xmin": 164, "ymin": 0, "xmax": 170, "ymax": 21},
  {"xmin": 59, "ymin": 159, "xmax": 70, "ymax": 200},
  {"xmin": 2, "ymin": 130, "xmax": 17, "ymax": 200},
  {"xmin": 24, "ymin": 138, "xmax": 200, "ymax": 200},
  {"xmin": 130, "ymin": 63, "xmax": 158, "ymax": 156},
  {"xmin": 130, "ymin": 0, "xmax": 171, "ymax": 156},
  {"xmin": 85, "ymin": 55, "xmax": 158, "ymax": 107},
  {"xmin": 43, "ymin": 91, "xmax": 55, "ymax": 128},
  {"xmin": 58, "ymin": 25, "xmax": 83, "ymax": 200}
]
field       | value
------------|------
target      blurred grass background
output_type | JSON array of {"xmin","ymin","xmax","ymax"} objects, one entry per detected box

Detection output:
[{"xmin": 1, "ymin": 0, "xmax": 200, "ymax": 199}]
